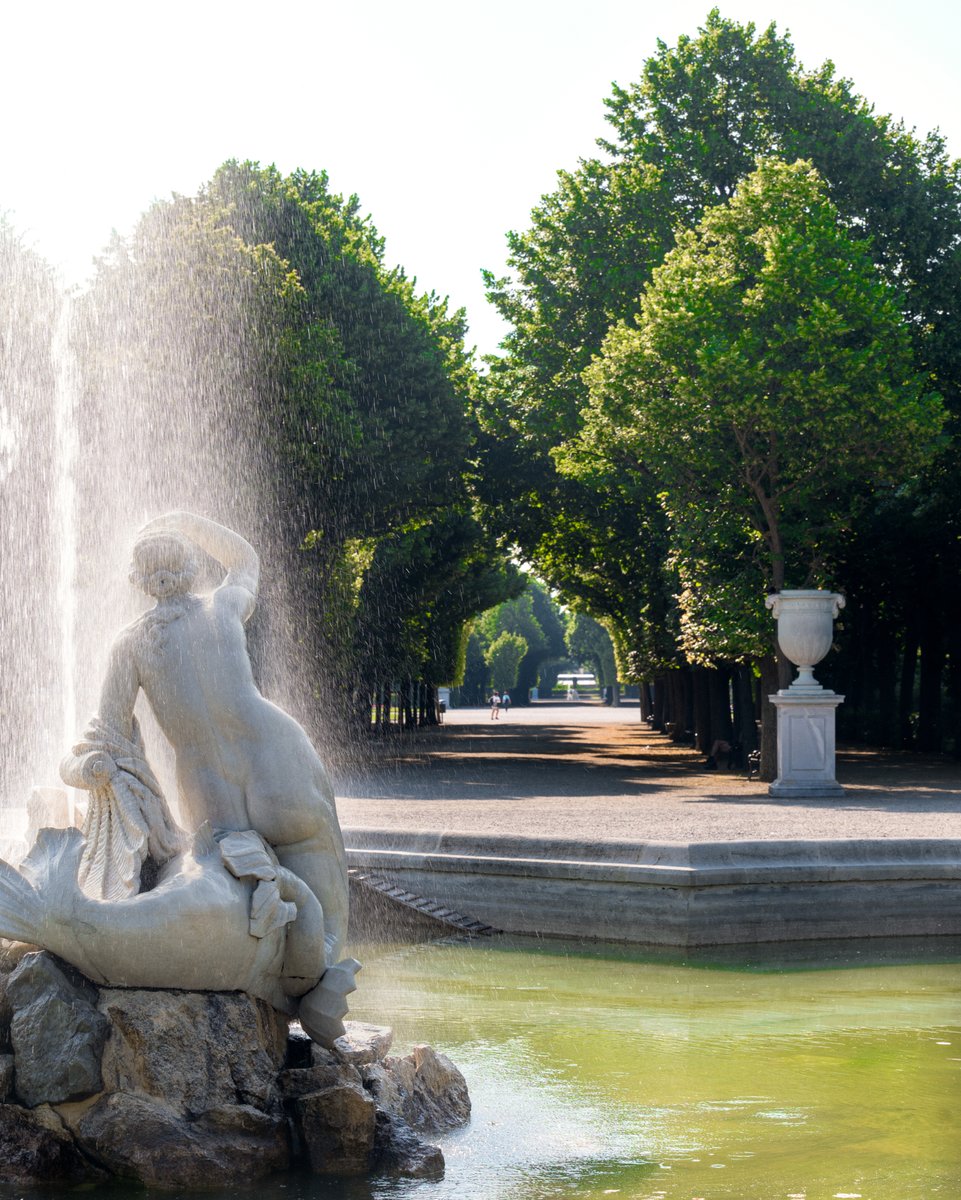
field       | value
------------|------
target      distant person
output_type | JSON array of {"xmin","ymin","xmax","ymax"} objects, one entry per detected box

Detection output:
[
  {"xmin": 502, "ymin": 692, "xmax": 511, "ymax": 715},
  {"xmin": 489, "ymin": 691, "xmax": 501, "ymax": 720}
]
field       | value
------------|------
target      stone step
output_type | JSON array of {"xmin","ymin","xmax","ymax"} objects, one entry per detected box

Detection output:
[{"xmin": 347, "ymin": 870, "xmax": 499, "ymax": 937}]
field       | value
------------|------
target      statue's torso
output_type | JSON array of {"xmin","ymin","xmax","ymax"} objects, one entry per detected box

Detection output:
[{"xmin": 126, "ymin": 591, "xmax": 330, "ymax": 841}]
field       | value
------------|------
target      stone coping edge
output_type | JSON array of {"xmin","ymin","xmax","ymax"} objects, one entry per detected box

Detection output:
[{"xmin": 342, "ymin": 830, "xmax": 961, "ymax": 888}]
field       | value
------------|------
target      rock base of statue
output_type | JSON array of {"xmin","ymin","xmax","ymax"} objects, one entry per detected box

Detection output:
[
  {"xmin": 0, "ymin": 946, "xmax": 469, "ymax": 1189},
  {"xmin": 768, "ymin": 690, "xmax": 845, "ymax": 798}
]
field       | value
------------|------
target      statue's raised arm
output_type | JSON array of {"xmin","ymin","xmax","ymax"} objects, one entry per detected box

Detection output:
[{"xmin": 137, "ymin": 510, "xmax": 260, "ymax": 601}]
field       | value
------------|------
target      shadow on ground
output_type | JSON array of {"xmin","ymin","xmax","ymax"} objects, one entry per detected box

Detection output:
[{"xmin": 334, "ymin": 718, "xmax": 961, "ymax": 814}]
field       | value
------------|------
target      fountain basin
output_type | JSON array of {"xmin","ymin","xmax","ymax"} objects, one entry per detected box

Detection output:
[{"xmin": 344, "ymin": 830, "xmax": 961, "ymax": 944}]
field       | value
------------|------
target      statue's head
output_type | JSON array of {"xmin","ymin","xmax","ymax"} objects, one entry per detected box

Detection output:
[{"xmin": 129, "ymin": 532, "xmax": 200, "ymax": 599}]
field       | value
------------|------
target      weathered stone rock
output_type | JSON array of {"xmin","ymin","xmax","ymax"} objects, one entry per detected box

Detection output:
[
  {"xmin": 8, "ymin": 952, "xmax": 109, "ymax": 1106},
  {"xmin": 311, "ymin": 1040, "xmax": 343, "ymax": 1068},
  {"xmin": 294, "ymin": 1082, "xmax": 377, "ymax": 1175},
  {"xmin": 0, "ymin": 969, "xmax": 468, "ymax": 1190},
  {"xmin": 279, "ymin": 1060, "xmax": 360, "ymax": 1100},
  {"xmin": 98, "ymin": 988, "xmax": 287, "ymax": 1114},
  {"xmin": 0, "ymin": 971, "xmax": 12, "ymax": 1050},
  {"xmin": 0, "ymin": 1052, "xmax": 13, "ymax": 1101},
  {"xmin": 372, "ymin": 1110, "xmax": 445, "ymax": 1178},
  {"xmin": 377, "ymin": 1044, "xmax": 471, "ymax": 1133},
  {"xmin": 75, "ymin": 1091, "xmax": 288, "ymax": 1188},
  {"xmin": 334, "ymin": 1020, "xmax": 394, "ymax": 1065},
  {"xmin": 0, "ymin": 1101, "xmax": 104, "ymax": 1183},
  {"xmin": 285, "ymin": 1020, "xmax": 313, "ymax": 1068},
  {"xmin": 361, "ymin": 1060, "xmax": 406, "ymax": 1114}
]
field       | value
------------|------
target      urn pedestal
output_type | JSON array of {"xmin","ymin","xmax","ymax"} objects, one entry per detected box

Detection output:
[{"xmin": 766, "ymin": 590, "xmax": 845, "ymax": 798}]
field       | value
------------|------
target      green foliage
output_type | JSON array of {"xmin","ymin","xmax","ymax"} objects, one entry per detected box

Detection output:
[
  {"xmin": 577, "ymin": 160, "xmax": 943, "ymax": 655},
  {"xmin": 204, "ymin": 161, "xmax": 474, "ymax": 542},
  {"xmin": 81, "ymin": 161, "xmax": 515, "ymax": 737},
  {"xmin": 485, "ymin": 631, "xmax": 528, "ymax": 693},
  {"xmin": 351, "ymin": 511, "xmax": 525, "ymax": 691},
  {"xmin": 460, "ymin": 631, "xmax": 491, "ymax": 703},
  {"xmin": 566, "ymin": 613, "xmax": 617, "ymax": 687},
  {"xmin": 528, "ymin": 577, "xmax": 567, "ymax": 658},
  {"xmin": 474, "ymin": 577, "xmax": 567, "ymax": 699},
  {"xmin": 479, "ymin": 9, "xmax": 961, "ymax": 685}
]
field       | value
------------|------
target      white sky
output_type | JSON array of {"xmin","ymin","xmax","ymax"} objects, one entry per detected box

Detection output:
[{"xmin": 2, "ymin": 0, "xmax": 958, "ymax": 358}]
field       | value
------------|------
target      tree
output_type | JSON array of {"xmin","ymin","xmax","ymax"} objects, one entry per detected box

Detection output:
[
  {"xmin": 475, "ymin": 578, "xmax": 567, "ymax": 702},
  {"xmin": 78, "ymin": 162, "xmax": 510, "ymax": 743},
  {"xmin": 459, "ymin": 631, "xmax": 491, "ymax": 704},
  {"xmin": 485, "ymin": 631, "xmax": 528, "ymax": 693},
  {"xmin": 566, "ymin": 613, "xmax": 618, "ymax": 700},
  {"xmin": 580, "ymin": 159, "xmax": 942, "ymax": 597},
  {"xmin": 575, "ymin": 160, "xmax": 943, "ymax": 770},
  {"xmin": 479, "ymin": 9, "xmax": 961, "ymax": 755}
]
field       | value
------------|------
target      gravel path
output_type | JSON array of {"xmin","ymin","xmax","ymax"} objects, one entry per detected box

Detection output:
[{"xmin": 334, "ymin": 702, "xmax": 961, "ymax": 844}]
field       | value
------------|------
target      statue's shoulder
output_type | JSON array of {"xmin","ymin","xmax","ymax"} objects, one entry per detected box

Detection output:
[
  {"xmin": 123, "ymin": 604, "xmax": 180, "ymax": 647},
  {"xmin": 125, "ymin": 609, "xmax": 155, "ymax": 637},
  {"xmin": 109, "ymin": 614, "xmax": 150, "ymax": 659}
]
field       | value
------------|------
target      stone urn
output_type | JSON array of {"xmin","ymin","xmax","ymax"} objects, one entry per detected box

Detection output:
[{"xmin": 765, "ymin": 589, "xmax": 845, "ymax": 693}]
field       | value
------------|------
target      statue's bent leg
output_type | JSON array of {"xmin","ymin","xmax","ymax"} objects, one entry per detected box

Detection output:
[
  {"xmin": 273, "ymin": 836, "xmax": 349, "ymax": 967},
  {"xmin": 273, "ymin": 867, "xmax": 324, "ymax": 997},
  {"xmin": 273, "ymin": 834, "xmax": 356, "ymax": 1049}
]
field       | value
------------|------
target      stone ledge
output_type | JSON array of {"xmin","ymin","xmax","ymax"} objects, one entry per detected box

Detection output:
[
  {"xmin": 344, "ymin": 830, "xmax": 961, "ymax": 945},
  {"xmin": 344, "ymin": 832, "xmax": 961, "ymax": 887}
]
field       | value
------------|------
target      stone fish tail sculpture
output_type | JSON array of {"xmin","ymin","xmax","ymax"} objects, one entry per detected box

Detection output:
[{"xmin": 0, "ymin": 511, "xmax": 358, "ymax": 1045}]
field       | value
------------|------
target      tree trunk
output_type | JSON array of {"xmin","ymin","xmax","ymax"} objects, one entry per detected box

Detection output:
[
  {"xmin": 665, "ymin": 671, "xmax": 681, "ymax": 737},
  {"xmin": 668, "ymin": 669, "xmax": 693, "ymax": 743},
  {"xmin": 917, "ymin": 614, "xmax": 944, "ymax": 752},
  {"xmin": 652, "ymin": 676, "xmax": 666, "ymax": 732},
  {"xmin": 732, "ymin": 664, "xmax": 758, "ymax": 755},
  {"xmin": 898, "ymin": 627, "xmax": 919, "ymax": 748},
  {"xmin": 709, "ymin": 666, "xmax": 733, "ymax": 745},
  {"xmin": 947, "ymin": 630, "xmax": 961, "ymax": 759},
  {"xmin": 680, "ymin": 667, "xmax": 695, "ymax": 744},
  {"xmin": 693, "ymin": 667, "xmax": 712, "ymax": 753},
  {"xmin": 759, "ymin": 654, "xmax": 780, "ymax": 782},
  {"xmin": 876, "ymin": 629, "xmax": 897, "ymax": 748}
]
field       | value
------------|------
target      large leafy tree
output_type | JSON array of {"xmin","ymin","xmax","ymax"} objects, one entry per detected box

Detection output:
[
  {"xmin": 475, "ymin": 578, "xmax": 568, "ymax": 702},
  {"xmin": 480, "ymin": 8, "xmax": 961, "ymax": 752},
  {"xmin": 576, "ymin": 157, "xmax": 943, "ymax": 651},
  {"xmin": 566, "ymin": 613, "xmax": 618, "ymax": 697},
  {"xmin": 486, "ymin": 632, "xmax": 528, "ymax": 694},
  {"xmin": 78, "ymin": 163, "xmax": 512, "ymax": 742}
]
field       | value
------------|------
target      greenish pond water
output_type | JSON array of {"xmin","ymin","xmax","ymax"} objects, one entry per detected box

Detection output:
[
  {"xmin": 339, "ymin": 936, "xmax": 961, "ymax": 1200},
  {"xmin": 6, "ymin": 936, "xmax": 960, "ymax": 1200}
]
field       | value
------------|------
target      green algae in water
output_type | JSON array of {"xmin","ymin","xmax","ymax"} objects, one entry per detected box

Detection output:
[
  {"xmin": 3, "ymin": 937, "xmax": 958, "ymax": 1200},
  {"xmin": 347, "ymin": 936, "xmax": 961, "ymax": 1200}
]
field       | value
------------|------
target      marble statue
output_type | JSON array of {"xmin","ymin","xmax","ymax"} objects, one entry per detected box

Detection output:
[{"xmin": 0, "ymin": 512, "xmax": 358, "ymax": 1044}]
